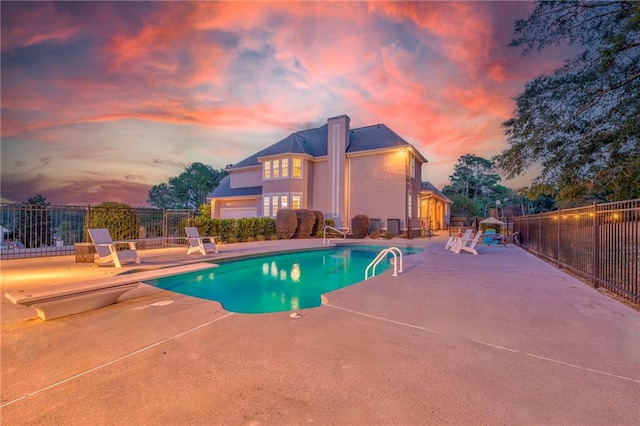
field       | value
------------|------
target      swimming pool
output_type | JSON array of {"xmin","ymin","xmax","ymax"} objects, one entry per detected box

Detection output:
[{"xmin": 147, "ymin": 245, "xmax": 422, "ymax": 314}]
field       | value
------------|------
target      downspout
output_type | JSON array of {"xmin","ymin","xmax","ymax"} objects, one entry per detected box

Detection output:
[{"xmin": 405, "ymin": 149, "xmax": 409, "ymax": 236}]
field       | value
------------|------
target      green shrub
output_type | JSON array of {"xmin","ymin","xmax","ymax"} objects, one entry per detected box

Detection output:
[
  {"xmin": 312, "ymin": 211, "xmax": 324, "ymax": 236},
  {"xmin": 257, "ymin": 217, "xmax": 276, "ymax": 238},
  {"xmin": 351, "ymin": 214, "xmax": 370, "ymax": 239},
  {"xmin": 276, "ymin": 209, "xmax": 297, "ymax": 239},
  {"xmin": 295, "ymin": 209, "xmax": 316, "ymax": 238},
  {"xmin": 87, "ymin": 201, "xmax": 140, "ymax": 240},
  {"xmin": 220, "ymin": 219, "xmax": 239, "ymax": 243},
  {"xmin": 209, "ymin": 218, "xmax": 223, "ymax": 238},
  {"xmin": 238, "ymin": 217, "xmax": 258, "ymax": 241}
]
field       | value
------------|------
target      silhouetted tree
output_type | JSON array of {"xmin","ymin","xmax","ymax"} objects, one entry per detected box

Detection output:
[
  {"xmin": 497, "ymin": 0, "xmax": 640, "ymax": 204},
  {"xmin": 17, "ymin": 194, "xmax": 53, "ymax": 248},
  {"xmin": 147, "ymin": 163, "xmax": 228, "ymax": 210},
  {"xmin": 443, "ymin": 154, "xmax": 503, "ymax": 216}
]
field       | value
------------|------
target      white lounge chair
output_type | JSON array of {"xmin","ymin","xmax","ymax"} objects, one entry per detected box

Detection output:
[
  {"xmin": 185, "ymin": 227, "xmax": 219, "ymax": 255},
  {"xmin": 453, "ymin": 230, "xmax": 483, "ymax": 255},
  {"xmin": 445, "ymin": 229, "xmax": 472, "ymax": 250},
  {"xmin": 88, "ymin": 228, "xmax": 141, "ymax": 268}
]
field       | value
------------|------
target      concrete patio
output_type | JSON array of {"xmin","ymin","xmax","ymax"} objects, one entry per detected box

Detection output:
[{"xmin": 1, "ymin": 237, "xmax": 639, "ymax": 425}]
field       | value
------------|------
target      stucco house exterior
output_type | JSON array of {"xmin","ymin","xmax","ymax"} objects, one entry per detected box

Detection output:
[{"xmin": 209, "ymin": 114, "xmax": 451, "ymax": 233}]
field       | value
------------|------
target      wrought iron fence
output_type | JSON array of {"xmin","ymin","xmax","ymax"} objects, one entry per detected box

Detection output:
[
  {"xmin": 0, "ymin": 204, "xmax": 193, "ymax": 260},
  {"xmin": 513, "ymin": 199, "xmax": 639, "ymax": 305}
]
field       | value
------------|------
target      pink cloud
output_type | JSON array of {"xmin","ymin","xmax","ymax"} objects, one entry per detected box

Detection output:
[
  {"xmin": 1, "ymin": 1, "xmax": 577, "ymax": 206},
  {"xmin": 0, "ymin": 2, "xmax": 81, "ymax": 51}
]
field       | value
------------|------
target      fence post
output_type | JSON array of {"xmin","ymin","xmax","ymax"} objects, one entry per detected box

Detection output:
[
  {"xmin": 592, "ymin": 202, "xmax": 600, "ymax": 288},
  {"xmin": 162, "ymin": 209, "xmax": 168, "ymax": 248},
  {"xmin": 85, "ymin": 205, "xmax": 91, "ymax": 243},
  {"xmin": 557, "ymin": 209, "xmax": 561, "ymax": 267}
]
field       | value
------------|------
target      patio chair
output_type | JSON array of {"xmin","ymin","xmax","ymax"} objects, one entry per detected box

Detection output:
[
  {"xmin": 445, "ymin": 229, "xmax": 472, "ymax": 250},
  {"xmin": 185, "ymin": 227, "xmax": 219, "ymax": 255},
  {"xmin": 88, "ymin": 228, "xmax": 141, "ymax": 268},
  {"xmin": 453, "ymin": 230, "xmax": 483, "ymax": 255}
]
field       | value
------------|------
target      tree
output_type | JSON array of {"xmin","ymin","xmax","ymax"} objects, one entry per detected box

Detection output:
[
  {"xmin": 497, "ymin": 0, "xmax": 640, "ymax": 204},
  {"xmin": 443, "ymin": 154, "xmax": 503, "ymax": 215},
  {"xmin": 147, "ymin": 183, "xmax": 175, "ymax": 209},
  {"xmin": 87, "ymin": 201, "xmax": 140, "ymax": 241},
  {"xmin": 17, "ymin": 194, "xmax": 53, "ymax": 248},
  {"xmin": 147, "ymin": 163, "xmax": 228, "ymax": 209}
]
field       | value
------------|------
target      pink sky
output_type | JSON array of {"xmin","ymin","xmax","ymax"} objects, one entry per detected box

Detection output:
[{"xmin": 1, "ymin": 1, "xmax": 568, "ymax": 206}]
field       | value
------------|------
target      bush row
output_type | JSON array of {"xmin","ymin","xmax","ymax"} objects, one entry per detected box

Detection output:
[
  {"xmin": 275, "ymin": 209, "xmax": 326, "ymax": 239},
  {"xmin": 192, "ymin": 216, "xmax": 277, "ymax": 243}
]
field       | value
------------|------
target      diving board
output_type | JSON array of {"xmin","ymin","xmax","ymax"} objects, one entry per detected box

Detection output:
[{"xmin": 5, "ymin": 262, "xmax": 217, "ymax": 321}]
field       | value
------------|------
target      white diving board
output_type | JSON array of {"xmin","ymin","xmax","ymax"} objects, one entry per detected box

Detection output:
[{"xmin": 5, "ymin": 262, "xmax": 217, "ymax": 321}]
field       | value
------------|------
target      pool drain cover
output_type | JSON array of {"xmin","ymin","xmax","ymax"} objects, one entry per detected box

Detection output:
[{"xmin": 150, "ymin": 300, "xmax": 173, "ymax": 307}]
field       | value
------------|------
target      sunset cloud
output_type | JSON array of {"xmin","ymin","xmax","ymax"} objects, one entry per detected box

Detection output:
[{"xmin": 1, "ymin": 1, "xmax": 571, "ymax": 205}]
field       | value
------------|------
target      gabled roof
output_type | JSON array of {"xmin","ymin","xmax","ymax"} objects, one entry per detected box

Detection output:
[
  {"xmin": 229, "ymin": 122, "xmax": 420, "ymax": 170},
  {"xmin": 348, "ymin": 124, "xmax": 412, "ymax": 153},
  {"xmin": 232, "ymin": 132, "xmax": 312, "ymax": 169},
  {"xmin": 421, "ymin": 181, "xmax": 453, "ymax": 203},
  {"xmin": 209, "ymin": 175, "xmax": 262, "ymax": 198}
]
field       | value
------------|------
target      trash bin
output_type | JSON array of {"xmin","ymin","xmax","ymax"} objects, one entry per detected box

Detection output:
[
  {"xmin": 369, "ymin": 218, "xmax": 381, "ymax": 233},
  {"xmin": 387, "ymin": 218, "xmax": 400, "ymax": 237},
  {"xmin": 74, "ymin": 243, "xmax": 95, "ymax": 263}
]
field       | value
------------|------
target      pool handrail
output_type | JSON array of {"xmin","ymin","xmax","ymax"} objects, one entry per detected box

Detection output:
[
  {"xmin": 323, "ymin": 225, "xmax": 347, "ymax": 244},
  {"xmin": 365, "ymin": 247, "xmax": 403, "ymax": 280}
]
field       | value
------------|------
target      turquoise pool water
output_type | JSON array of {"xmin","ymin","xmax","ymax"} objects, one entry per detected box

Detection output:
[{"xmin": 147, "ymin": 245, "xmax": 422, "ymax": 314}]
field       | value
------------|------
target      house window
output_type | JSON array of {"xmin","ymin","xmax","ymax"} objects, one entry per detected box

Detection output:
[
  {"xmin": 292, "ymin": 158, "xmax": 302, "ymax": 178},
  {"xmin": 292, "ymin": 194, "xmax": 301, "ymax": 210},
  {"xmin": 263, "ymin": 196, "xmax": 270, "ymax": 216},
  {"xmin": 264, "ymin": 193, "xmax": 293, "ymax": 217},
  {"xmin": 408, "ymin": 189, "xmax": 412, "ymax": 218},
  {"xmin": 264, "ymin": 157, "xmax": 298, "ymax": 180},
  {"xmin": 410, "ymin": 157, "xmax": 416, "ymax": 180},
  {"xmin": 264, "ymin": 161, "xmax": 271, "ymax": 180}
]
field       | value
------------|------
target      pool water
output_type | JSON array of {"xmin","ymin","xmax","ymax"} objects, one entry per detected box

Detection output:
[{"xmin": 147, "ymin": 245, "xmax": 422, "ymax": 314}]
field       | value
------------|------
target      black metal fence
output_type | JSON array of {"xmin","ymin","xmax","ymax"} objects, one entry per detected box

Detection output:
[
  {"xmin": 513, "ymin": 199, "xmax": 639, "ymax": 305},
  {"xmin": 0, "ymin": 204, "xmax": 193, "ymax": 259}
]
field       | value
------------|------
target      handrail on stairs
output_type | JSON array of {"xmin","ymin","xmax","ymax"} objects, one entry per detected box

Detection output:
[
  {"xmin": 364, "ymin": 247, "xmax": 403, "ymax": 280},
  {"xmin": 323, "ymin": 225, "xmax": 347, "ymax": 244}
]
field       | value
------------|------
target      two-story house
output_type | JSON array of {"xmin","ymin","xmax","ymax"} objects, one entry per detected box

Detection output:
[{"xmin": 209, "ymin": 114, "xmax": 449, "ymax": 233}]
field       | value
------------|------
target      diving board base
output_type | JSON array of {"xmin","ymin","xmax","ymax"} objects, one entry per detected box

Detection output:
[{"xmin": 33, "ymin": 284, "xmax": 139, "ymax": 321}]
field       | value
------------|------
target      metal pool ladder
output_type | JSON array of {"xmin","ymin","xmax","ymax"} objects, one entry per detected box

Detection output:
[
  {"xmin": 365, "ymin": 247, "xmax": 403, "ymax": 280},
  {"xmin": 323, "ymin": 225, "xmax": 346, "ymax": 244}
]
